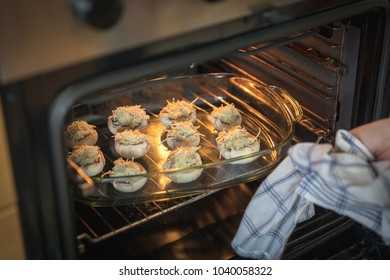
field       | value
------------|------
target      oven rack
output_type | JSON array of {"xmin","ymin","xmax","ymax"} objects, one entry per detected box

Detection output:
[
  {"xmin": 235, "ymin": 28, "xmax": 320, "ymax": 55},
  {"xmin": 218, "ymin": 57, "xmax": 338, "ymax": 124},
  {"xmin": 213, "ymin": 22, "xmax": 357, "ymax": 132},
  {"xmin": 76, "ymin": 190, "xmax": 218, "ymax": 253},
  {"xmin": 210, "ymin": 58, "xmax": 335, "ymax": 142},
  {"xmin": 76, "ymin": 182, "xmax": 372, "ymax": 259}
]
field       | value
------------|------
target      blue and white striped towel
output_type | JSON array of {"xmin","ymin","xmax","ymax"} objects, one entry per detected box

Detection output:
[{"xmin": 231, "ymin": 129, "xmax": 390, "ymax": 260}]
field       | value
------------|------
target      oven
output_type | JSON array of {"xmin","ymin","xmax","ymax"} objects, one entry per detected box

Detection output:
[{"xmin": 0, "ymin": 0, "xmax": 389, "ymax": 260}]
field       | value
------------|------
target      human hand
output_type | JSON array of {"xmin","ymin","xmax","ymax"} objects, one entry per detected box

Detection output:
[{"xmin": 350, "ymin": 118, "xmax": 390, "ymax": 161}]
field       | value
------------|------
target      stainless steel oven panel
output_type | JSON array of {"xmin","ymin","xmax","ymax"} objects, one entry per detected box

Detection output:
[
  {"xmin": 0, "ymin": 0, "xmax": 300, "ymax": 84},
  {"xmin": 0, "ymin": 0, "xmax": 357, "ymax": 85}
]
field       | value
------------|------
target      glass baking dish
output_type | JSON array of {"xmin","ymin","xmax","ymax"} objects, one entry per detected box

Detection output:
[{"xmin": 66, "ymin": 73, "xmax": 302, "ymax": 206}]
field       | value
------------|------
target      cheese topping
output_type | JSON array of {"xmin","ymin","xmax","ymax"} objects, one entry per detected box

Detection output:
[
  {"xmin": 115, "ymin": 129, "xmax": 151, "ymax": 146},
  {"xmin": 111, "ymin": 158, "xmax": 145, "ymax": 177},
  {"xmin": 164, "ymin": 147, "xmax": 201, "ymax": 169},
  {"xmin": 216, "ymin": 126, "xmax": 258, "ymax": 150},
  {"xmin": 69, "ymin": 145, "xmax": 101, "ymax": 167},
  {"xmin": 65, "ymin": 120, "xmax": 96, "ymax": 141},
  {"xmin": 112, "ymin": 105, "xmax": 149, "ymax": 127},
  {"xmin": 212, "ymin": 104, "xmax": 241, "ymax": 124},
  {"xmin": 167, "ymin": 121, "xmax": 200, "ymax": 142},
  {"xmin": 161, "ymin": 99, "xmax": 196, "ymax": 120}
]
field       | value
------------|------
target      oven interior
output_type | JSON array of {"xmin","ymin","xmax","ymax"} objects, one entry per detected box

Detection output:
[
  {"xmin": 1, "ymin": 2, "xmax": 389, "ymax": 260},
  {"xmin": 70, "ymin": 11, "xmax": 390, "ymax": 260}
]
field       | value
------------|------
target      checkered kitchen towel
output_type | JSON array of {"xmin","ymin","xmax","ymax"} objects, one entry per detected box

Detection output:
[{"xmin": 231, "ymin": 129, "xmax": 390, "ymax": 259}]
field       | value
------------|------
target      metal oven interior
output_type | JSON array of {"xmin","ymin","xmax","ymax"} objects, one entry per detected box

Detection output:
[{"xmin": 0, "ymin": 0, "xmax": 389, "ymax": 259}]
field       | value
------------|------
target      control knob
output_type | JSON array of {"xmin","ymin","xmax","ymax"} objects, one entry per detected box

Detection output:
[{"xmin": 70, "ymin": 0, "xmax": 122, "ymax": 30}]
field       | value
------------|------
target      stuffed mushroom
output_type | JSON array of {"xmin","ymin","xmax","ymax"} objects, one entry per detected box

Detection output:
[
  {"xmin": 211, "ymin": 103, "xmax": 242, "ymax": 131},
  {"xmin": 216, "ymin": 126, "xmax": 260, "ymax": 164},
  {"xmin": 162, "ymin": 146, "xmax": 203, "ymax": 183},
  {"xmin": 68, "ymin": 145, "xmax": 105, "ymax": 176},
  {"xmin": 159, "ymin": 99, "xmax": 197, "ymax": 129},
  {"xmin": 105, "ymin": 158, "xmax": 147, "ymax": 193},
  {"xmin": 108, "ymin": 105, "xmax": 150, "ymax": 134},
  {"xmin": 165, "ymin": 121, "xmax": 202, "ymax": 149},
  {"xmin": 114, "ymin": 129, "xmax": 151, "ymax": 160},
  {"xmin": 65, "ymin": 120, "xmax": 98, "ymax": 148}
]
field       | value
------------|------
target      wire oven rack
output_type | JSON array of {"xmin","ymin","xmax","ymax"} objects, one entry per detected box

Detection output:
[
  {"xmin": 218, "ymin": 23, "xmax": 357, "ymax": 133},
  {"xmin": 76, "ymin": 190, "xmax": 219, "ymax": 253}
]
